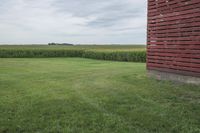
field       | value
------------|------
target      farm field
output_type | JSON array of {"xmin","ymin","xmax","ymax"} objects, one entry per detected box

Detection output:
[
  {"xmin": 0, "ymin": 45, "xmax": 146, "ymax": 51},
  {"xmin": 0, "ymin": 58, "xmax": 200, "ymax": 133},
  {"xmin": 0, "ymin": 45, "xmax": 146, "ymax": 62}
]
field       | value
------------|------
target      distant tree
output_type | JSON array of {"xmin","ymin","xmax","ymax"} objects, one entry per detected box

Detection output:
[
  {"xmin": 48, "ymin": 42, "xmax": 57, "ymax": 45},
  {"xmin": 48, "ymin": 43, "xmax": 73, "ymax": 46}
]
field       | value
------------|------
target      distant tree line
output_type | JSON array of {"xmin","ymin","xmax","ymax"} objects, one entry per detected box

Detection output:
[{"xmin": 48, "ymin": 43, "xmax": 74, "ymax": 46}]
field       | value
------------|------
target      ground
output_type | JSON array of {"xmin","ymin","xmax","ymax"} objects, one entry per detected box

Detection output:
[{"xmin": 0, "ymin": 58, "xmax": 200, "ymax": 133}]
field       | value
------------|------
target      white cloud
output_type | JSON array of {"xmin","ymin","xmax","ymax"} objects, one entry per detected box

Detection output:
[{"xmin": 0, "ymin": 0, "xmax": 147, "ymax": 44}]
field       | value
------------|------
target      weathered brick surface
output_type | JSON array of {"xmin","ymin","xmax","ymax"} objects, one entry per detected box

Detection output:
[{"xmin": 147, "ymin": 0, "xmax": 200, "ymax": 77}]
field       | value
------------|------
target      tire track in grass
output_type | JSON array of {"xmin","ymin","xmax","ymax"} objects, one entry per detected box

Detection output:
[{"xmin": 72, "ymin": 82, "xmax": 140, "ymax": 131}]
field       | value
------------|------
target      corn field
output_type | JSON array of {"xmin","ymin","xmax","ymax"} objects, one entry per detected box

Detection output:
[{"xmin": 0, "ymin": 45, "xmax": 146, "ymax": 62}]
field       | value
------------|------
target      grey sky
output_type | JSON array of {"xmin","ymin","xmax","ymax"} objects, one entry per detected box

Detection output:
[{"xmin": 0, "ymin": 0, "xmax": 147, "ymax": 44}]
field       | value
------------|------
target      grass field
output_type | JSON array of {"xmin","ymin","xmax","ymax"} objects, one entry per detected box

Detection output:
[
  {"xmin": 0, "ymin": 58, "xmax": 200, "ymax": 133},
  {"xmin": 0, "ymin": 45, "xmax": 146, "ymax": 62},
  {"xmin": 0, "ymin": 45, "xmax": 146, "ymax": 51}
]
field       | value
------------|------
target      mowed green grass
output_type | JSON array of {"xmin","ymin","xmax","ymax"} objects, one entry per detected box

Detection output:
[{"xmin": 0, "ymin": 58, "xmax": 200, "ymax": 133}]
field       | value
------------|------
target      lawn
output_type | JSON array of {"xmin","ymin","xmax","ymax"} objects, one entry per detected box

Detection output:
[{"xmin": 0, "ymin": 58, "xmax": 200, "ymax": 133}]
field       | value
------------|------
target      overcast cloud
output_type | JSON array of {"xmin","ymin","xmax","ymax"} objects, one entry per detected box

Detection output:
[{"xmin": 0, "ymin": 0, "xmax": 147, "ymax": 44}]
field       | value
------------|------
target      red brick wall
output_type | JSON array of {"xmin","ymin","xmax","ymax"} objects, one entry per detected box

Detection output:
[{"xmin": 147, "ymin": 0, "xmax": 200, "ymax": 77}]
